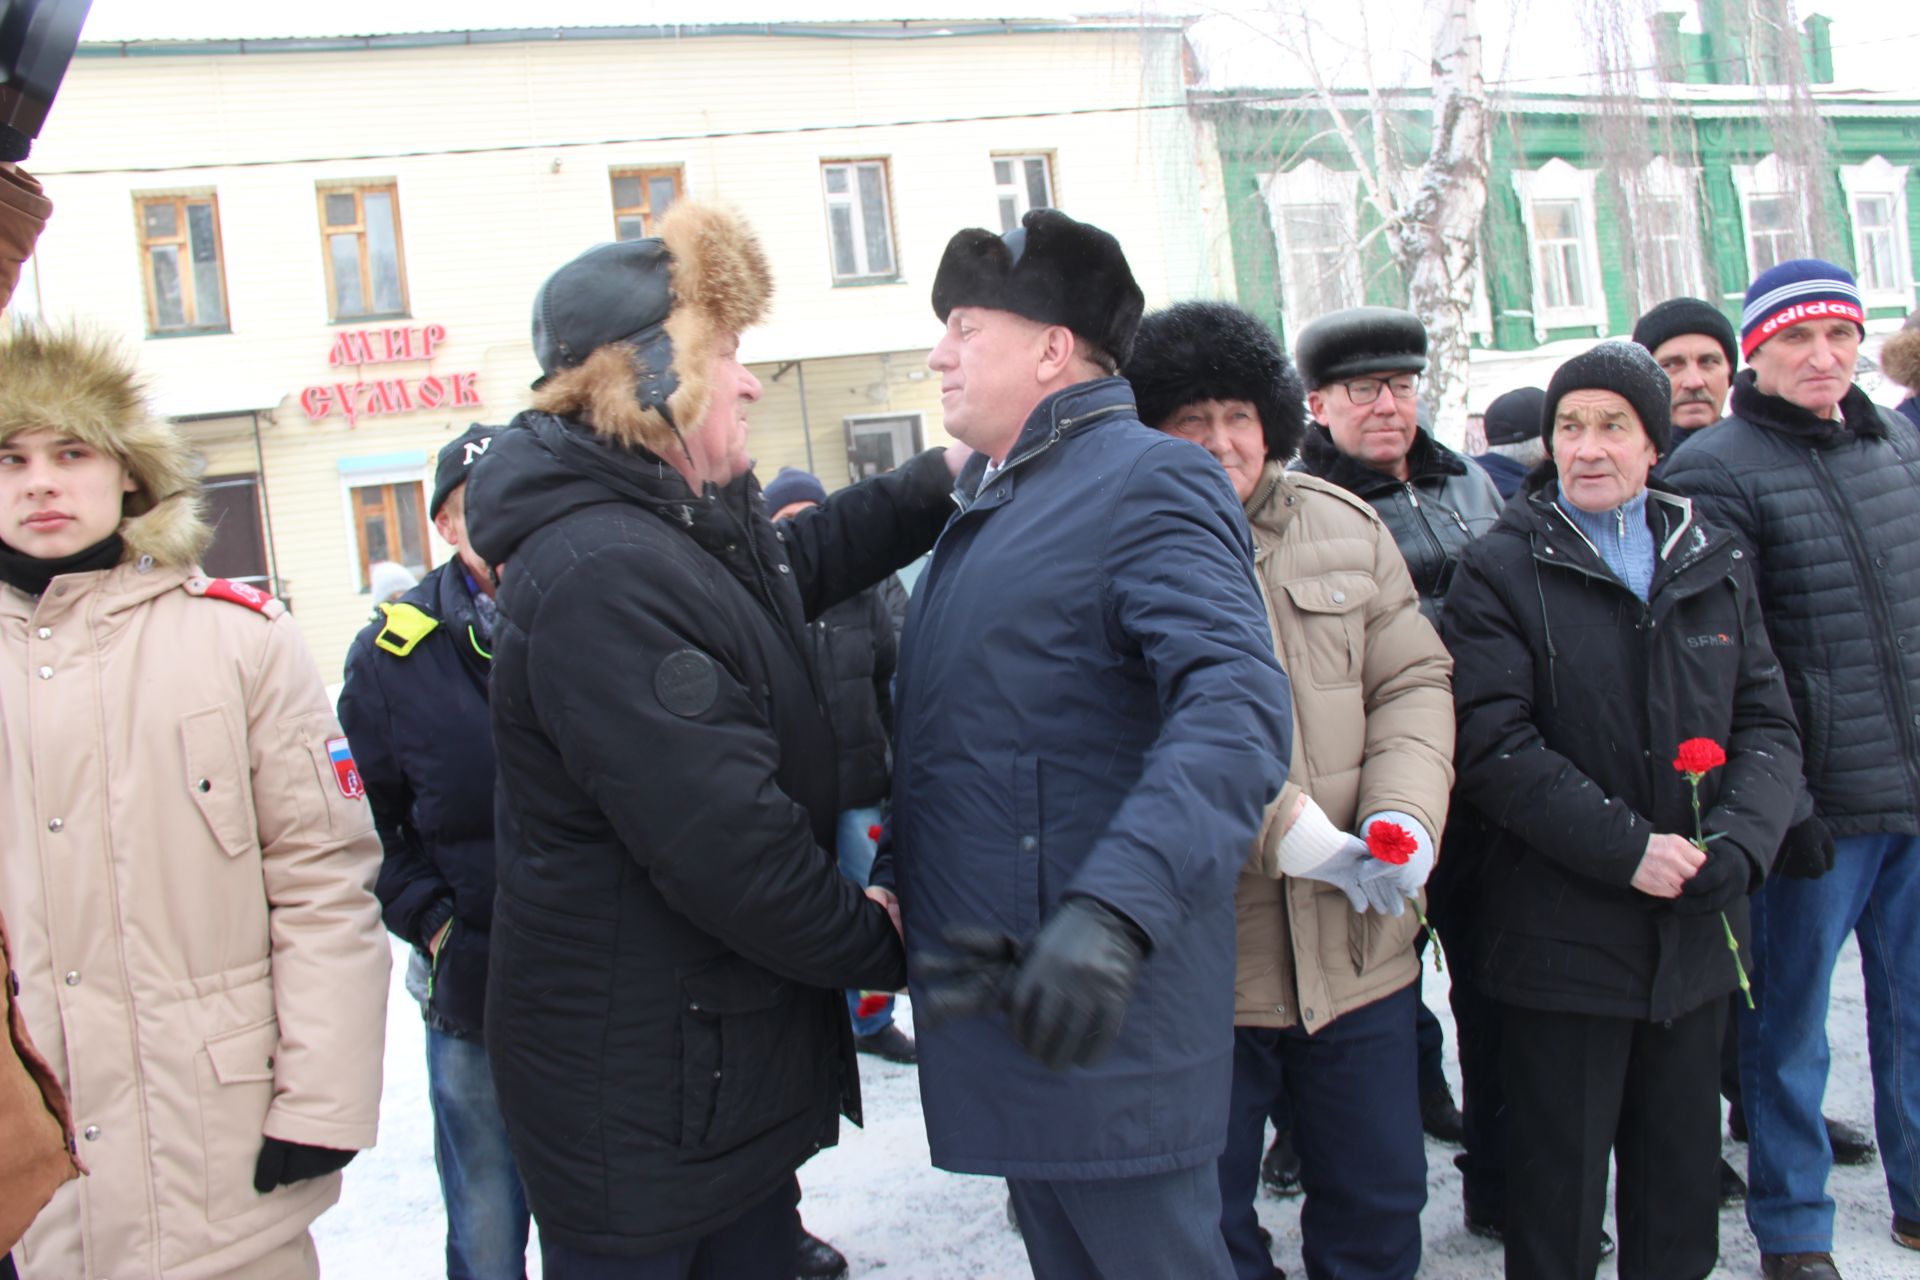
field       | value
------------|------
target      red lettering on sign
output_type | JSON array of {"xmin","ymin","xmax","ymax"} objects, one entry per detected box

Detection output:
[
  {"xmin": 334, "ymin": 383, "xmax": 362, "ymax": 428},
  {"xmin": 369, "ymin": 380, "xmax": 414, "ymax": 416},
  {"xmin": 299, "ymin": 386, "xmax": 335, "ymax": 420},
  {"xmin": 452, "ymin": 372, "xmax": 481, "ymax": 408},
  {"xmin": 422, "ymin": 324, "xmax": 446, "ymax": 359},
  {"xmin": 328, "ymin": 332, "xmax": 374, "ymax": 367},
  {"xmin": 416, "ymin": 376, "xmax": 448, "ymax": 410}
]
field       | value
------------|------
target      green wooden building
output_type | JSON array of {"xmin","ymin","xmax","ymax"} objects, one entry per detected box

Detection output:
[{"xmin": 1202, "ymin": 8, "xmax": 1920, "ymax": 367}]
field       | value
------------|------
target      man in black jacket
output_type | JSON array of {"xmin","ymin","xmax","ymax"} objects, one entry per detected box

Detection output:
[
  {"xmin": 1661, "ymin": 259, "xmax": 1920, "ymax": 1280},
  {"xmin": 763, "ymin": 466, "xmax": 915, "ymax": 1068},
  {"xmin": 463, "ymin": 203, "xmax": 960, "ymax": 1279},
  {"xmin": 1632, "ymin": 296, "xmax": 1738, "ymax": 451},
  {"xmin": 1288, "ymin": 307, "xmax": 1493, "ymax": 1159},
  {"xmin": 339, "ymin": 422, "xmax": 531, "ymax": 1280}
]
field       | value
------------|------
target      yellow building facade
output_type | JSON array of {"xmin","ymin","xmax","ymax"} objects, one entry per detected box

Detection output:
[{"xmin": 26, "ymin": 19, "xmax": 1233, "ymax": 677}]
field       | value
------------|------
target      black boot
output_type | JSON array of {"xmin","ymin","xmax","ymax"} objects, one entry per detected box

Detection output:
[
  {"xmin": 796, "ymin": 1228, "xmax": 849, "ymax": 1280},
  {"xmin": 1260, "ymin": 1128, "xmax": 1302, "ymax": 1197},
  {"xmin": 1729, "ymin": 1102, "xmax": 1876, "ymax": 1166},
  {"xmin": 1419, "ymin": 1083, "xmax": 1465, "ymax": 1145},
  {"xmin": 1719, "ymin": 1156, "xmax": 1747, "ymax": 1205}
]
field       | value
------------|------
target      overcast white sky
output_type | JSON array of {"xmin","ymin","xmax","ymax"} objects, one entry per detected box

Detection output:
[{"xmin": 75, "ymin": 1, "xmax": 1918, "ymax": 94}]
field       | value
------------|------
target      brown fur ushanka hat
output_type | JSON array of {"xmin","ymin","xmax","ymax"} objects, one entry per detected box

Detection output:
[
  {"xmin": 529, "ymin": 202, "xmax": 773, "ymax": 458},
  {"xmin": 0, "ymin": 324, "xmax": 209, "ymax": 567}
]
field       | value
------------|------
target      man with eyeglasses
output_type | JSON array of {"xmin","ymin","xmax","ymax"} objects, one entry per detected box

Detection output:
[
  {"xmin": 1290, "ymin": 304, "xmax": 1524, "ymax": 1247},
  {"xmin": 1292, "ymin": 306, "xmax": 1503, "ymax": 628}
]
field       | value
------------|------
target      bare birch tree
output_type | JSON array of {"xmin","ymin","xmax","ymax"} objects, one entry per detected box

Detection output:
[{"xmin": 1243, "ymin": 0, "xmax": 1491, "ymax": 444}]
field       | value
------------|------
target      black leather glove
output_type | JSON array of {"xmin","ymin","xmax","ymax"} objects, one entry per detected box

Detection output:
[
  {"xmin": 1676, "ymin": 842, "xmax": 1748, "ymax": 915},
  {"xmin": 914, "ymin": 925, "xmax": 1024, "ymax": 1028},
  {"xmin": 253, "ymin": 1137, "xmax": 357, "ymax": 1193},
  {"xmin": 1777, "ymin": 814, "xmax": 1836, "ymax": 880},
  {"xmin": 1006, "ymin": 897, "xmax": 1148, "ymax": 1072}
]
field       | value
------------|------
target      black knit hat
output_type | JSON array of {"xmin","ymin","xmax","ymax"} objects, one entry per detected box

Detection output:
[
  {"xmin": 932, "ymin": 208, "xmax": 1145, "ymax": 365},
  {"xmin": 1542, "ymin": 342, "xmax": 1673, "ymax": 455},
  {"xmin": 1293, "ymin": 306, "xmax": 1427, "ymax": 389},
  {"xmin": 1125, "ymin": 301, "xmax": 1307, "ymax": 461},
  {"xmin": 431, "ymin": 423, "xmax": 500, "ymax": 516},
  {"xmin": 1482, "ymin": 387, "xmax": 1546, "ymax": 447},
  {"xmin": 1630, "ymin": 297, "xmax": 1738, "ymax": 370}
]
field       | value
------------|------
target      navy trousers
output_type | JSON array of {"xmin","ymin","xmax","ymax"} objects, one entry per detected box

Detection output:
[
  {"xmin": 1007, "ymin": 1162, "xmax": 1233, "ymax": 1280},
  {"xmin": 539, "ymin": 1176, "xmax": 799, "ymax": 1280},
  {"xmin": 1219, "ymin": 984, "xmax": 1426, "ymax": 1280}
]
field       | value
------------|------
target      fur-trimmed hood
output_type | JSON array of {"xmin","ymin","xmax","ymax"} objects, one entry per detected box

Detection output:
[
  {"xmin": 0, "ymin": 325, "xmax": 209, "ymax": 567},
  {"xmin": 530, "ymin": 202, "xmax": 772, "ymax": 460},
  {"xmin": 1882, "ymin": 323, "xmax": 1920, "ymax": 394}
]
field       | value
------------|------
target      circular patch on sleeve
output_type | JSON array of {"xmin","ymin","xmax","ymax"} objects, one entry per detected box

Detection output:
[{"xmin": 655, "ymin": 648, "xmax": 720, "ymax": 718}]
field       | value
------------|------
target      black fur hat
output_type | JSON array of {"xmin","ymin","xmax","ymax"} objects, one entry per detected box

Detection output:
[
  {"xmin": 1293, "ymin": 306, "xmax": 1427, "ymax": 389},
  {"xmin": 1125, "ymin": 301, "xmax": 1306, "ymax": 461},
  {"xmin": 931, "ymin": 208, "xmax": 1145, "ymax": 365}
]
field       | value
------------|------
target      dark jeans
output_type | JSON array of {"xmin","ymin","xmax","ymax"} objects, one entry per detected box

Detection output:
[
  {"xmin": 1221, "ymin": 985, "xmax": 1426, "ymax": 1280},
  {"xmin": 1431, "ymin": 902, "xmax": 1507, "ymax": 1223},
  {"xmin": 1740, "ymin": 832, "xmax": 1920, "ymax": 1253},
  {"xmin": 1503, "ymin": 1000, "xmax": 1724, "ymax": 1280},
  {"xmin": 1008, "ymin": 1163, "xmax": 1233, "ymax": 1280},
  {"xmin": 539, "ymin": 1175, "xmax": 800, "ymax": 1279},
  {"xmin": 428, "ymin": 1027, "xmax": 532, "ymax": 1280}
]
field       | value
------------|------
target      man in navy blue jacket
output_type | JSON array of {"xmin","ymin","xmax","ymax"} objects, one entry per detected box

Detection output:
[
  {"xmin": 883, "ymin": 209, "xmax": 1292, "ymax": 1279},
  {"xmin": 338, "ymin": 425, "xmax": 531, "ymax": 1280}
]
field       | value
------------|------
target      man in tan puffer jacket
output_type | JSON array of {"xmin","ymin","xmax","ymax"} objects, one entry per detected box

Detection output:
[{"xmin": 1128, "ymin": 301, "xmax": 1454, "ymax": 1280}]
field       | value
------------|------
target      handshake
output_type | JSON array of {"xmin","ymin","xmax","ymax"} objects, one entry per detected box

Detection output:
[{"xmin": 915, "ymin": 897, "xmax": 1148, "ymax": 1073}]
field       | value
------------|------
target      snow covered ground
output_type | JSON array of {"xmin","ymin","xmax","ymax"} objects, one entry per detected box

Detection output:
[{"xmin": 317, "ymin": 937, "xmax": 1912, "ymax": 1278}]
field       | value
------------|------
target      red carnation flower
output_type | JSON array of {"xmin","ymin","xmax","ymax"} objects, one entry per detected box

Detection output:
[
  {"xmin": 854, "ymin": 992, "xmax": 890, "ymax": 1019},
  {"xmin": 1367, "ymin": 821, "xmax": 1417, "ymax": 866},
  {"xmin": 868, "ymin": 824, "xmax": 884, "ymax": 843},
  {"xmin": 1673, "ymin": 738, "xmax": 1728, "ymax": 777}
]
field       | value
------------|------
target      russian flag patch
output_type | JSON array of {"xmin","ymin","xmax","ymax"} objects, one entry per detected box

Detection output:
[{"xmin": 326, "ymin": 736, "xmax": 365, "ymax": 799}]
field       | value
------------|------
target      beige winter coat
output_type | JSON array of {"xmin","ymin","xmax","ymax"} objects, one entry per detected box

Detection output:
[
  {"xmin": 0, "ymin": 554, "xmax": 389, "ymax": 1278},
  {"xmin": 0, "ymin": 324, "xmax": 390, "ymax": 1275},
  {"xmin": 1235, "ymin": 464, "xmax": 1456, "ymax": 1032}
]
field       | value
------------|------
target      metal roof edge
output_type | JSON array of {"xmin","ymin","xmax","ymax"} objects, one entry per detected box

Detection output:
[{"xmin": 76, "ymin": 19, "xmax": 1181, "ymax": 58}]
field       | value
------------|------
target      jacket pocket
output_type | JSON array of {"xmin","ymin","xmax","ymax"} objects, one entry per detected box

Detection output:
[
  {"xmin": 197, "ymin": 1016, "xmax": 279, "ymax": 1222},
  {"xmin": 1012, "ymin": 755, "xmax": 1043, "ymax": 934},
  {"xmin": 1279, "ymin": 574, "xmax": 1377, "ymax": 690},
  {"xmin": 181, "ymin": 707, "xmax": 256, "ymax": 859},
  {"xmin": 676, "ymin": 959, "xmax": 812, "ymax": 1153},
  {"xmin": 1792, "ymin": 669, "xmax": 1832, "ymax": 782},
  {"xmin": 1345, "ymin": 897, "xmax": 1422, "ymax": 978}
]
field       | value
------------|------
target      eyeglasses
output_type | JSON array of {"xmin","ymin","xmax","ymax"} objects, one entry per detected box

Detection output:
[{"xmin": 1341, "ymin": 374, "xmax": 1422, "ymax": 405}]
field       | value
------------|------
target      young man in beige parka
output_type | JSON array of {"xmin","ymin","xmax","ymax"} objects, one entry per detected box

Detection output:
[
  {"xmin": 0, "ymin": 325, "xmax": 389, "ymax": 1280},
  {"xmin": 1127, "ymin": 301, "xmax": 1455, "ymax": 1280}
]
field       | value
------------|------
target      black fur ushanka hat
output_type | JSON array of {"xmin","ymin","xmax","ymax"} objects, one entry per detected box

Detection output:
[
  {"xmin": 931, "ymin": 208, "xmax": 1145, "ymax": 365},
  {"xmin": 1125, "ymin": 301, "xmax": 1307, "ymax": 461}
]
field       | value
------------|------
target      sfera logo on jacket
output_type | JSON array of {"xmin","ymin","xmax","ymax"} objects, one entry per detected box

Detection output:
[{"xmin": 1686, "ymin": 633, "xmax": 1735, "ymax": 649}]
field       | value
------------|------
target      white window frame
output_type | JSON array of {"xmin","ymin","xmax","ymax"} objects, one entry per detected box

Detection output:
[
  {"xmin": 1732, "ymin": 155, "xmax": 1814, "ymax": 283},
  {"xmin": 1840, "ymin": 155, "xmax": 1914, "ymax": 308},
  {"xmin": 1511, "ymin": 159, "xmax": 1608, "ymax": 337},
  {"xmin": 821, "ymin": 159, "xmax": 898, "ymax": 284},
  {"xmin": 993, "ymin": 153, "xmax": 1055, "ymax": 233},
  {"xmin": 1259, "ymin": 160, "xmax": 1364, "ymax": 330},
  {"xmin": 336, "ymin": 454, "xmax": 434, "ymax": 593}
]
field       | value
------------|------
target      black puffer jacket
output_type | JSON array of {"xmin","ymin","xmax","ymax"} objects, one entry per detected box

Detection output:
[
  {"xmin": 1660, "ymin": 373, "xmax": 1920, "ymax": 836},
  {"xmin": 338, "ymin": 560, "xmax": 497, "ymax": 1038},
  {"xmin": 1444, "ymin": 481, "xmax": 1801, "ymax": 1020},
  {"xmin": 464, "ymin": 411, "xmax": 949, "ymax": 1256},
  {"xmin": 1294, "ymin": 425, "xmax": 1502, "ymax": 625},
  {"xmin": 794, "ymin": 577, "xmax": 897, "ymax": 810}
]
